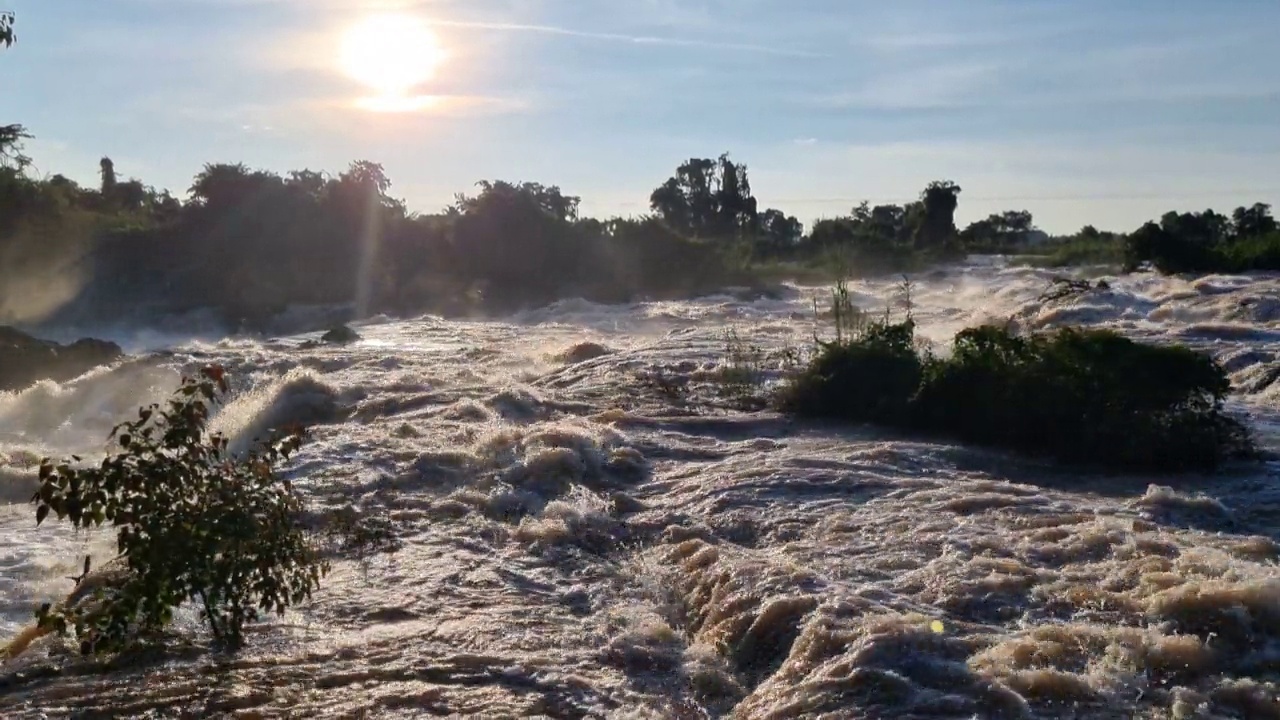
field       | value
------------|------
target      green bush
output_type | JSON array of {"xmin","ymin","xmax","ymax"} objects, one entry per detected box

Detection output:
[
  {"xmin": 777, "ymin": 321, "xmax": 921, "ymax": 425},
  {"xmin": 31, "ymin": 366, "xmax": 327, "ymax": 654},
  {"xmin": 1222, "ymin": 231, "xmax": 1280, "ymax": 272},
  {"xmin": 777, "ymin": 316, "xmax": 1254, "ymax": 472}
]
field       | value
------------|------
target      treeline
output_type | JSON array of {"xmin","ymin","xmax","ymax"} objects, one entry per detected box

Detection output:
[
  {"xmin": 0, "ymin": 131, "xmax": 980, "ymax": 327},
  {"xmin": 3, "ymin": 121, "xmax": 1278, "ymax": 327},
  {"xmin": 1123, "ymin": 204, "xmax": 1280, "ymax": 274}
]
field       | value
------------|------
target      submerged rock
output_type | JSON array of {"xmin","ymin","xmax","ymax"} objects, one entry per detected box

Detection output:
[
  {"xmin": 321, "ymin": 325, "xmax": 361, "ymax": 345},
  {"xmin": 555, "ymin": 341, "xmax": 614, "ymax": 365},
  {"xmin": 0, "ymin": 326, "xmax": 124, "ymax": 392},
  {"xmin": 299, "ymin": 325, "xmax": 362, "ymax": 349}
]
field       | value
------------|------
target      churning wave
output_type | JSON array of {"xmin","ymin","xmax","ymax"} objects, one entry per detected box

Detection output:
[{"xmin": 1, "ymin": 261, "xmax": 1278, "ymax": 718}]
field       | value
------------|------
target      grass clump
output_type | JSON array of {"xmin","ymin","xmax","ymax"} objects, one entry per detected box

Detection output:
[
  {"xmin": 718, "ymin": 328, "xmax": 767, "ymax": 397},
  {"xmin": 777, "ymin": 288, "xmax": 1254, "ymax": 472}
]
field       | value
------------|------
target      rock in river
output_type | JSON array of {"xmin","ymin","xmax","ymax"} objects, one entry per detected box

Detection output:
[{"xmin": 0, "ymin": 326, "xmax": 124, "ymax": 392}]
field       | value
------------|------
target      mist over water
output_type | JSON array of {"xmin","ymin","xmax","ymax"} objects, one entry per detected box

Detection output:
[{"xmin": 1, "ymin": 261, "xmax": 1278, "ymax": 718}]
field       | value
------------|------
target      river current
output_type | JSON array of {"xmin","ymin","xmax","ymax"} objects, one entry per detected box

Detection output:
[{"xmin": 1, "ymin": 261, "xmax": 1278, "ymax": 718}]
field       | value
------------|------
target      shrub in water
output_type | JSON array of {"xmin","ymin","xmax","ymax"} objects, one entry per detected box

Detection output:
[
  {"xmin": 31, "ymin": 365, "xmax": 327, "ymax": 655},
  {"xmin": 912, "ymin": 325, "xmax": 1251, "ymax": 470},
  {"xmin": 777, "ymin": 319, "xmax": 921, "ymax": 426},
  {"xmin": 779, "ymin": 316, "xmax": 1254, "ymax": 472}
]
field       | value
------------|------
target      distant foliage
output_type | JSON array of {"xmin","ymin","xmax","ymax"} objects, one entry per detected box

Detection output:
[
  {"xmin": 1124, "ymin": 204, "xmax": 1280, "ymax": 274},
  {"xmin": 1001, "ymin": 224, "xmax": 1126, "ymax": 268},
  {"xmin": 960, "ymin": 210, "xmax": 1037, "ymax": 253},
  {"xmin": 31, "ymin": 366, "xmax": 327, "ymax": 654},
  {"xmin": 797, "ymin": 188, "xmax": 965, "ymax": 277},
  {"xmin": 1, "ymin": 128, "xmax": 994, "ymax": 325},
  {"xmin": 12, "ymin": 115, "xmax": 1275, "ymax": 328},
  {"xmin": 778, "ymin": 294, "xmax": 1254, "ymax": 472}
]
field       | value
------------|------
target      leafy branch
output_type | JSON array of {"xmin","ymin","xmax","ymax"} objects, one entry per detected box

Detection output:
[{"xmin": 32, "ymin": 365, "xmax": 328, "ymax": 655}]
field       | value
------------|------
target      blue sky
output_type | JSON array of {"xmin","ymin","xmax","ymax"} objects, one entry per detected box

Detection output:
[{"xmin": 5, "ymin": 0, "xmax": 1280, "ymax": 233}]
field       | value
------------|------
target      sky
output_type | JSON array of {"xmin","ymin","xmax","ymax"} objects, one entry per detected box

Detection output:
[{"xmin": 5, "ymin": 0, "xmax": 1280, "ymax": 234}]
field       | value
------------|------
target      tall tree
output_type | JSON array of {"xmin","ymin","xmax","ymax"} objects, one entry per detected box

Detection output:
[
  {"xmin": 915, "ymin": 180, "xmax": 962, "ymax": 250},
  {"xmin": 99, "ymin": 157, "xmax": 118, "ymax": 198},
  {"xmin": 1232, "ymin": 203, "xmax": 1277, "ymax": 239},
  {"xmin": 649, "ymin": 154, "xmax": 759, "ymax": 238},
  {"xmin": 757, "ymin": 208, "xmax": 803, "ymax": 255}
]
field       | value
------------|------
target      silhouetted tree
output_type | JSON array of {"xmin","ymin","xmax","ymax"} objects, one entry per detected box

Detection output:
[
  {"xmin": 99, "ymin": 157, "xmax": 117, "ymax": 198},
  {"xmin": 1233, "ymin": 203, "xmax": 1276, "ymax": 239},
  {"xmin": 757, "ymin": 208, "xmax": 803, "ymax": 256},
  {"xmin": 0, "ymin": 124, "xmax": 31, "ymax": 169},
  {"xmin": 1160, "ymin": 209, "xmax": 1230, "ymax": 248},
  {"xmin": 649, "ymin": 154, "xmax": 758, "ymax": 238},
  {"xmin": 462, "ymin": 181, "xmax": 579, "ymax": 222},
  {"xmin": 960, "ymin": 209, "xmax": 1036, "ymax": 251},
  {"xmin": 916, "ymin": 181, "xmax": 962, "ymax": 250},
  {"xmin": 287, "ymin": 170, "xmax": 328, "ymax": 202},
  {"xmin": 188, "ymin": 162, "xmax": 273, "ymax": 209}
]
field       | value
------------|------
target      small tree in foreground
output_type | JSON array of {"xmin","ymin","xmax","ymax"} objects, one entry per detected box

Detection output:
[{"xmin": 32, "ymin": 365, "xmax": 328, "ymax": 655}]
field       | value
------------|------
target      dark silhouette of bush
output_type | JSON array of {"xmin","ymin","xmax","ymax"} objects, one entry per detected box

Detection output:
[
  {"xmin": 29, "ymin": 365, "xmax": 327, "ymax": 655},
  {"xmin": 778, "ymin": 317, "xmax": 1254, "ymax": 473}
]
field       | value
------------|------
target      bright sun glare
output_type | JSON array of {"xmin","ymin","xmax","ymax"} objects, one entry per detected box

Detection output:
[{"xmin": 340, "ymin": 14, "xmax": 444, "ymax": 103}]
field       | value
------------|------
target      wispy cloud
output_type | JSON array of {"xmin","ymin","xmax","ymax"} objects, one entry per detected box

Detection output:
[
  {"xmin": 811, "ymin": 62, "xmax": 1003, "ymax": 110},
  {"xmin": 422, "ymin": 18, "xmax": 828, "ymax": 59},
  {"xmin": 344, "ymin": 92, "xmax": 530, "ymax": 116}
]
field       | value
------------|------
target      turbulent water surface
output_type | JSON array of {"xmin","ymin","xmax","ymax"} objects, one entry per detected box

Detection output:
[{"xmin": 1, "ymin": 262, "xmax": 1279, "ymax": 719}]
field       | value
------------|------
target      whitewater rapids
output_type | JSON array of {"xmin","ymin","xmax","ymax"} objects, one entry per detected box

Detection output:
[{"xmin": 1, "ymin": 261, "xmax": 1278, "ymax": 718}]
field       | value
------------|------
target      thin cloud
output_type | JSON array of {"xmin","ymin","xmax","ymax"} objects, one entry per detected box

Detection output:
[
  {"xmin": 344, "ymin": 93, "xmax": 530, "ymax": 116},
  {"xmin": 423, "ymin": 18, "xmax": 829, "ymax": 59},
  {"xmin": 811, "ymin": 62, "xmax": 1003, "ymax": 110}
]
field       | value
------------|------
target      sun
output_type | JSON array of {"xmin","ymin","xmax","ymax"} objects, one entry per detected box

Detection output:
[{"xmin": 340, "ymin": 14, "xmax": 445, "ymax": 97}]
